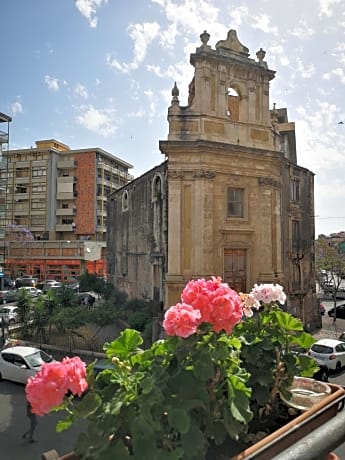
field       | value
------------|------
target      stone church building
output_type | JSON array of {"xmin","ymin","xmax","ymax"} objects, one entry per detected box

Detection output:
[{"xmin": 107, "ymin": 30, "xmax": 320, "ymax": 330}]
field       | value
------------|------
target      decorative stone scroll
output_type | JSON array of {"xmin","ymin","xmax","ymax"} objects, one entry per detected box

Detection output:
[
  {"xmin": 167, "ymin": 170, "xmax": 184, "ymax": 179},
  {"xmin": 193, "ymin": 170, "xmax": 216, "ymax": 179}
]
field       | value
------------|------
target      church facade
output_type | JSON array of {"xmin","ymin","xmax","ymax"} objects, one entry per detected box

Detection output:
[{"xmin": 107, "ymin": 30, "xmax": 320, "ymax": 330}]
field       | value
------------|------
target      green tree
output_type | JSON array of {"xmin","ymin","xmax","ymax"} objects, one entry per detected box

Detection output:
[
  {"xmin": 16, "ymin": 288, "xmax": 34, "ymax": 337},
  {"xmin": 315, "ymin": 237, "xmax": 345, "ymax": 321}
]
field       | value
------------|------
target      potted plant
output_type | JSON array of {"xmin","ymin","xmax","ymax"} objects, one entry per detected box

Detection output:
[{"xmin": 29, "ymin": 278, "xmax": 344, "ymax": 460}]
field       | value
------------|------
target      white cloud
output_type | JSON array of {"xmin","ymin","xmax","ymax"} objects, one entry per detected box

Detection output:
[
  {"xmin": 159, "ymin": 23, "xmax": 178, "ymax": 50},
  {"xmin": 75, "ymin": 105, "xmax": 117, "ymax": 137},
  {"xmin": 75, "ymin": 83, "xmax": 88, "ymax": 99},
  {"xmin": 332, "ymin": 42, "xmax": 345, "ymax": 65},
  {"xmin": 11, "ymin": 101, "xmax": 23, "ymax": 115},
  {"xmin": 75, "ymin": 0, "xmax": 108, "ymax": 28},
  {"xmin": 44, "ymin": 75, "xmax": 60, "ymax": 91},
  {"xmin": 252, "ymin": 14, "xmax": 278, "ymax": 35},
  {"xmin": 157, "ymin": 0, "xmax": 219, "ymax": 35},
  {"xmin": 228, "ymin": 5, "xmax": 249, "ymax": 28},
  {"xmin": 318, "ymin": 0, "xmax": 343, "ymax": 17},
  {"xmin": 106, "ymin": 22, "xmax": 160, "ymax": 73},
  {"xmin": 323, "ymin": 68, "xmax": 345, "ymax": 84},
  {"xmin": 288, "ymin": 20, "xmax": 315, "ymax": 39},
  {"xmin": 294, "ymin": 57, "xmax": 316, "ymax": 78}
]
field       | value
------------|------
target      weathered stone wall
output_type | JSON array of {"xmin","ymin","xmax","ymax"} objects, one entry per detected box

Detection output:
[{"xmin": 107, "ymin": 162, "xmax": 168, "ymax": 303}]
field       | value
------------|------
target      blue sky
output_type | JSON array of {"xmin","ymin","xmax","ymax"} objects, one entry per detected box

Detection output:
[{"xmin": 1, "ymin": 0, "xmax": 345, "ymax": 237}]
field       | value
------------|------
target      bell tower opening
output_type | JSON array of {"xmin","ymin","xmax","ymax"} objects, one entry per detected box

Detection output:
[{"xmin": 227, "ymin": 87, "xmax": 240, "ymax": 121}]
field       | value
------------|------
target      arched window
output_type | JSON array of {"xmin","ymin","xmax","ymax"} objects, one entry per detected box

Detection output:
[
  {"xmin": 227, "ymin": 87, "xmax": 240, "ymax": 121},
  {"xmin": 122, "ymin": 190, "xmax": 129, "ymax": 212},
  {"xmin": 152, "ymin": 175, "xmax": 162, "ymax": 202}
]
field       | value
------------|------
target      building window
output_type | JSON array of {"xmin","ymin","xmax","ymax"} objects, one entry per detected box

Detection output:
[
  {"xmin": 122, "ymin": 191, "xmax": 129, "ymax": 211},
  {"xmin": 32, "ymin": 184, "xmax": 46, "ymax": 193},
  {"xmin": 227, "ymin": 188, "xmax": 244, "ymax": 217},
  {"xmin": 152, "ymin": 175, "xmax": 162, "ymax": 201},
  {"xmin": 32, "ymin": 168, "xmax": 46, "ymax": 177},
  {"xmin": 62, "ymin": 218, "xmax": 73, "ymax": 225},
  {"xmin": 31, "ymin": 216, "xmax": 45, "ymax": 226},
  {"xmin": 226, "ymin": 87, "xmax": 240, "ymax": 121},
  {"xmin": 292, "ymin": 220, "xmax": 300, "ymax": 250},
  {"xmin": 291, "ymin": 179, "xmax": 300, "ymax": 202},
  {"xmin": 31, "ymin": 199, "xmax": 45, "ymax": 210},
  {"xmin": 16, "ymin": 186, "xmax": 27, "ymax": 193},
  {"xmin": 16, "ymin": 168, "xmax": 29, "ymax": 178}
]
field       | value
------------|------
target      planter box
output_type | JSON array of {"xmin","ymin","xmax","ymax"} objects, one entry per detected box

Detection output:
[
  {"xmin": 42, "ymin": 384, "xmax": 345, "ymax": 460},
  {"xmin": 232, "ymin": 383, "xmax": 345, "ymax": 460}
]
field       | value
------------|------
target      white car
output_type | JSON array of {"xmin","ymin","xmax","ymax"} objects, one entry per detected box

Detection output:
[
  {"xmin": 18, "ymin": 286, "xmax": 42, "ymax": 297},
  {"xmin": 308, "ymin": 339, "xmax": 345, "ymax": 371},
  {"xmin": 0, "ymin": 305, "xmax": 19, "ymax": 324},
  {"xmin": 0, "ymin": 346, "xmax": 55, "ymax": 384}
]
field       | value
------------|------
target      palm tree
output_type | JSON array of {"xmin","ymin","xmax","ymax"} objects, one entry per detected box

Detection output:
[{"xmin": 16, "ymin": 288, "xmax": 34, "ymax": 337}]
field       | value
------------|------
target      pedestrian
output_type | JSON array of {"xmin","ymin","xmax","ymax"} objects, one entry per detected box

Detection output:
[{"xmin": 22, "ymin": 401, "xmax": 37, "ymax": 443}]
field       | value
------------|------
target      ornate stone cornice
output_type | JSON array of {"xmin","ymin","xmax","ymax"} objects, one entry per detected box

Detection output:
[
  {"xmin": 193, "ymin": 170, "xmax": 216, "ymax": 179},
  {"xmin": 167, "ymin": 170, "xmax": 184, "ymax": 179}
]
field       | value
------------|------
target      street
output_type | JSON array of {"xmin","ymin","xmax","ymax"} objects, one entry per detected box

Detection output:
[
  {"xmin": 0, "ymin": 380, "xmax": 85, "ymax": 460},
  {"xmin": 1, "ymin": 304, "xmax": 345, "ymax": 460}
]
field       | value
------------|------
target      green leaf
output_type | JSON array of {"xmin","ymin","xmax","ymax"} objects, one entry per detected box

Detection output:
[
  {"xmin": 291, "ymin": 331, "xmax": 315, "ymax": 349},
  {"xmin": 71, "ymin": 391, "xmax": 102, "ymax": 418},
  {"xmin": 192, "ymin": 350, "xmax": 214, "ymax": 381},
  {"xmin": 298, "ymin": 355, "xmax": 320, "ymax": 377},
  {"xmin": 272, "ymin": 310, "xmax": 304, "ymax": 332},
  {"xmin": 105, "ymin": 440, "xmax": 131, "ymax": 459},
  {"xmin": 56, "ymin": 416, "xmax": 73, "ymax": 432},
  {"xmin": 168, "ymin": 408, "xmax": 191, "ymax": 434},
  {"xmin": 227, "ymin": 375, "xmax": 252, "ymax": 424},
  {"xmin": 105, "ymin": 329, "xmax": 143, "ymax": 359},
  {"xmin": 181, "ymin": 425, "xmax": 206, "ymax": 457},
  {"xmin": 141, "ymin": 376, "xmax": 155, "ymax": 394}
]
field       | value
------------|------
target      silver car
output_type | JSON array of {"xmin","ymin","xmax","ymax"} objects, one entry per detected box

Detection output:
[
  {"xmin": 0, "ymin": 346, "xmax": 55, "ymax": 384},
  {"xmin": 0, "ymin": 305, "xmax": 19, "ymax": 324}
]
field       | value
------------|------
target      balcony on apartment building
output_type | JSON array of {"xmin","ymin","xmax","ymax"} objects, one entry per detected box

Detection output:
[
  {"xmin": 56, "ymin": 207, "xmax": 76, "ymax": 216},
  {"xmin": 57, "ymin": 159, "xmax": 76, "ymax": 169},
  {"xmin": 56, "ymin": 222, "xmax": 76, "ymax": 232}
]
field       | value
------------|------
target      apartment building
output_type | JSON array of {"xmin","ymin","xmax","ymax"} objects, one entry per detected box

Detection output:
[
  {"xmin": 0, "ymin": 113, "xmax": 11, "ymax": 286},
  {"xmin": 3, "ymin": 139, "xmax": 133, "ymax": 281}
]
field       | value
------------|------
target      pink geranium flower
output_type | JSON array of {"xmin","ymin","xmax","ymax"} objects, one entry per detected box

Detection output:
[
  {"xmin": 250, "ymin": 283, "xmax": 286, "ymax": 305},
  {"xmin": 26, "ymin": 356, "xmax": 88, "ymax": 416},
  {"xmin": 166, "ymin": 277, "xmax": 244, "ymax": 337},
  {"xmin": 163, "ymin": 303, "xmax": 202, "ymax": 338}
]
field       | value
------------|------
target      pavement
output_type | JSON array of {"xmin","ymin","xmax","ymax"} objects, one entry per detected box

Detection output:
[{"xmin": 312, "ymin": 314, "xmax": 345, "ymax": 341}]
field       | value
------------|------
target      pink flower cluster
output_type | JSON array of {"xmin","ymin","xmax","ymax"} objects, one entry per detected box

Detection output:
[
  {"xmin": 163, "ymin": 277, "xmax": 243, "ymax": 337},
  {"xmin": 250, "ymin": 283, "xmax": 286, "ymax": 305},
  {"xmin": 25, "ymin": 356, "xmax": 88, "ymax": 416}
]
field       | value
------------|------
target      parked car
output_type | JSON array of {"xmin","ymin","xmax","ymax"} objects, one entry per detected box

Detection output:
[
  {"xmin": 0, "ymin": 305, "xmax": 20, "ymax": 324},
  {"xmin": 15, "ymin": 277, "xmax": 38, "ymax": 288},
  {"xmin": 77, "ymin": 292, "xmax": 96, "ymax": 307},
  {"xmin": 327, "ymin": 304, "xmax": 345, "ymax": 319},
  {"xmin": 308, "ymin": 339, "xmax": 345, "ymax": 371},
  {"xmin": 0, "ymin": 346, "xmax": 55, "ymax": 384},
  {"xmin": 36, "ymin": 279, "xmax": 55, "ymax": 290},
  {"xmin": 42, "ymin": 281, "xmax": 62, "ymax": 293},
  {"xmin": 17, "ymin": 287, "xmax": 42, "ymax": 297},
  {"xmin": 0, "ymin": 290, "xmax": 17, "ymax": 304},
  {"xmin": 338, "ymin": 331, "xmax": 345, "ymax": 342}
]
